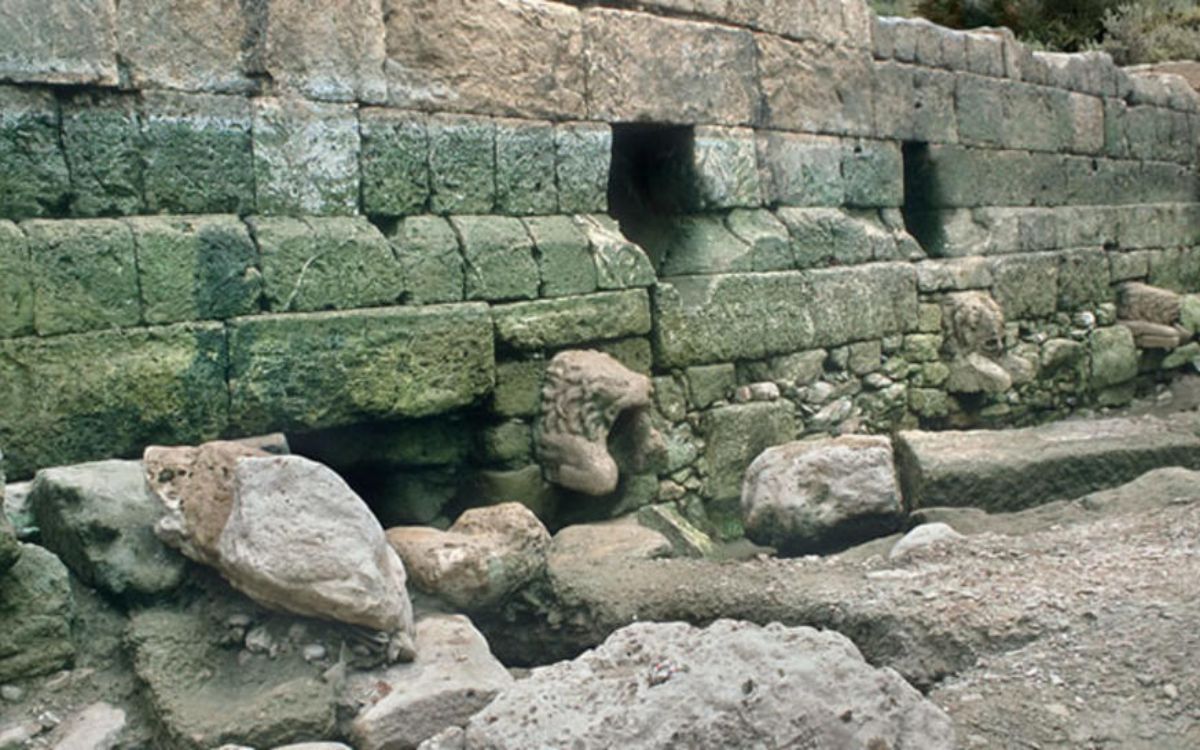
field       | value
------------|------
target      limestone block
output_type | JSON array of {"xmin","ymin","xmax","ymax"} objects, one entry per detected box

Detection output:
[
  {"xmin": 523, "ymin": 215, "xmax": 596, "ymax": 298},
  {"xmin": 262, "ymin": 0, "xmax": 386, "ymax": 103},
  {"xmin": 0, "ymin": 86, "xmax": 71, "ymax": 219},
  {"xmin": 384, "ymin": 0, "xmax": 586, "ymax": 119},
  {"xmin": 755, "ymin": 132, "xmax": 844, "ymax": 207},
  {"xmin": 0, "ymin": 222, "xmax": 33, "ymax": 337},
  {"xmin": 252, "ymin": 97, "xmax": 360, "ymax": 216},
  {"xmin": 61, "ymin": 92, "xmax": 144, "ymax": 217},
  {"xmin": 1149, "ymin": 246, "xmax": 1200, "ymax": 293},
  {"xmin": 0, "ymin": 544, "xmax": 74, "ymax": 682},
  {"xmin": 574, "ymin": 214, "xmax": 655, "ymax": 289},
  {"xmin": 128, "ymin": 215, "xmax": 261, "ymax": 324},
  {"xmin": 429, "ymin": 114, "xmax": 495, "ymax": 215},
  {"xmin": 653, "ymin": 215, "xmax": 753, "ymax": 276},
  {"xmin": 493, "ymin": 358, "xmax": 545, "ymax": 418},
  {"xmin": 990, "ymin": 253, "xmax": 1059, "ymax": 320},
  {"xmin": 1090, "ymin": 326, "xmax": 1139, "ymax": 388},
  {"xmin": 686, "ymin": 363, "xmax": 736, "ymax": 409},
  {"xmin": 703, "ymin": 401, "xmax": 796, "ymax": 502},
  {"xmin": 451, "ymin": 215, "xmax": 538, "ymax": 302},
  {"xmin": 0, "ymin": 0, "xmax": 118, "ymax": 85},
  {"xmin": 872, "ymin": 63, "xmax": 957, "ymax": 143},
  {"xmin": 1057, "ymin": 249, "xmax": 1111, "ymax": 311},
  {"xmin": 24, "ymin": 219, "xmax": 140, "ymax": 335},
  {"xmin": 0, "ymin": 323, "xmax": 229, "ymax": 478},
  {"xmin": 691, "ymin": 126, "xmax": 761, "ymax": 209},
  {"xmin": 117, "ymin": 0, "xmax": 254, "ymax": 93},
  {"xmin": 388, "ymin": 215, "xmax": 463, "ymax": 304},
  {"xmin": 495, "ymin": 118, "xmax": 557, "ymax": 215},
  {"xmin": 140, "ymin": 92, "xmax": 255, "ymax": 214},
  {"xmin": 842, "ymin": 138, "xmax": 904, "ymax": 208},
  {"xmin": 725, "ymin": 209, "xmax": 792, "ymax": 272},
  {"xmin": 227, "ymin": 305, "xmax": 494, "ymax": 433},
  {"xmin": 916, "ymin": 145, "xmax": 1067, "ymax": 207},
  {"xmin": 956, "ymin": 76, "xmax": 1073, "ymax": 152},
  {"xmin": 963, "ymin": 30, "xmax": 1005, "ymax": 78},
  {"xmin": 360, "ymin": 108, "xmax": 429, "ymax": 217},
  {"xmin": 492, "ymin": 289, "xmax": 651, "ymax": 351},
  {"xmin": 758, "ymin": 35, "xmax": 874, "ymax": 136},
  {"xmin": 585, "ymin": 9, "xmax": 758, "ymax": 126},
  {"xmin": 915, "ymin": 258, "xmax": 993, "ymax": 292},
  {"xmin": 555, "ymin": 122, "xmax": 611, "ymax": 213},
  {"xmin": 1068, "ymin": 93, "xmax": 1105, "ymax": 154},
  {"xmin": 250, "ymin": 216, "xmax": 404, "ymax": 312},
  {"xmin": 776, "ymin": 208, "xmax": 897, "ymax": 269}
]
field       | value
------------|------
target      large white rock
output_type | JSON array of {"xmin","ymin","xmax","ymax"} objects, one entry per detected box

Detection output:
[
  {"xmin": 217, "ymin": 455, "xmax": 415, "ymax": 642},
  {"xmin": 348, "ymin": 614, "xmax": 514, "ymax": 750},
  {"xmin": 419, "ymin": 619, "xmax": 955, "ymax": 749},
  {"xmin": 741, "ymin": 435, "xmax": 903, "ymax": 554}
]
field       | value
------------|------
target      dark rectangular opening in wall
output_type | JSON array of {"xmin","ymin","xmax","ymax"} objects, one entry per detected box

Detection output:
[
  {"xmin": 901, "ymin": 141, "xmax": 942, "ymax": 254},
  {"xmin": 608, "ymin": 123, "xmax": 696, "ymax": 266}
]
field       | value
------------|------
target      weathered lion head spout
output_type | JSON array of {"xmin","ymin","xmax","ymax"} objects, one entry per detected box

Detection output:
[{"xmin": 534, "ymin": 349, "xmax": 662, "ymax": 496}]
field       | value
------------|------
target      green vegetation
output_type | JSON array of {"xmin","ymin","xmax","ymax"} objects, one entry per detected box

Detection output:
[{"xmin": 1100, "ymin": 0, "xmax": 1200, "ymax": 64}]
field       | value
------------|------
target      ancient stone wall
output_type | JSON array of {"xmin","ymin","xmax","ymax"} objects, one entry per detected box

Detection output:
[{"xmin": 1, "ymin": 0, "xmax": 1197, "ymax": 535}]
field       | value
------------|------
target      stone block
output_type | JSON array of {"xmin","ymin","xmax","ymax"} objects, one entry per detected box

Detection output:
[
  {"xmin": 842, "ymin": 138, "xmax": 903, "ymax": 207},
  {"xmin": 575, "ymin": 215, "xmax": 655, "ymax": 290},
  {"xmin": 653, "ymin": 215, "xmax": 753, "ymax": 277},
  {"xmin": 429, "ymin": 114, "xmax": 496, "ymax": 215},
  {"xmin": 61, "ymin": 92, "xmax": 144, "ymax": 217},
  {"xmin": 252, "ymin": 97, "xmax": 360, "ymax": 216},
  {"xmin": 495, "ymin": 119, "xmax": 557, "ymax": 215},
  {"xmin": 916, "ymin": 145, "xmax": 1067, "ymax": 208},
  {"xmin": 1149, "ymin": 247, "xmax": 1200, "ymax": 294},
  {"xmin": 360, "ymin": 108, "xmax": 430, "ymax": 217},
  {"xmin": 775, "ymin": 208, "xmax": 896, "ymax": 269},
  {"xmin": 555, "ymin": 122, "xmax": 611, "ymax": 214},
  {"xmin": 872, "ymin": 63, "xmax": 957, "ymax": 143},
  {"xmin": 262, "ymin": 0, "xmax": 386, "ymax": 103},
  {"xmin": 691, "ymin": 126, "xmax": 761, "ymax": 209},
  {"xmin": 523, "ymin": 216, "xmax": 596, "ymax": 298},
  {"xmin": 452, "ymin": 215, "xmax": 538, "ymax": 302},
  {"xmin": 0, "ymin": 323, "xmax": 229, "ymax": 477},
  {"xmin": 0, "ymin": 0, "xmax": 118, "ymax": 85},
  {"xmin": 384, "ymin": 0, "xmax": 586, "ymax": 119},
  {"xmin": 388, "ymin": 215, "xmax": 463, "ymax": 304},
  {"xmin": 0, "ymin": 86, "xmax": 71, "ymax": 219},
  {"xmin": 702, "ymin": 402, "xmax": 796, "ymax": 501},
  {"xmin": 915, "ymin": 257, "xmax": 993, "ymax": 292},
  {"xmin": 585, "ymin": 9, "xmax": 758, "ymax": 126},
  {"xmin": 756, "ymin": 132, "xmax": 844, "ymax": 207},
  {"xmin": 725, "ymin": 209, "xmax": 792, "ymax": 272},
  {"xmin": 758, "ymin": 35, "xmax": 874, "ymax": 136},
  {"xmin": 116, "ymin": 0, "xmax": 254, "ymax": 93},
  {"xmin": 955, "ymin": 76, "xmax": 1073, "ymax": 152},
  {"xmin": 963, "ymin": 30, "xmax": 1005, "ymax": 78},
  {"xmin": 1110, "ymin": 250, "xmax": 1151, "ymax": 283},
  {"xmin": 0, "ymin": 221, "xmax": 33, "ymax": 337},
  {"xmin": 1068, "ymin": 93, "xmax": 1105, "ymax": 154},
  {"xmin": 492, "ymin": 289, "xmax": 651, "ymax": 351},
  {"xmin": 990, "ymin": 253, "xmax": 1059, "ymax": 320},
  {"xmin": 129, "ymin": 215, "xmax": 260, "ymax": 324},
  {"xmin": 492, "ymin": 358, "xmax": 545, "ymax": 418},
  {"xmin": 1057, "ymin": 249, "xmax": 1112, "ymax": 311},
  {"xmin": 140, "ymin": 91, "xmax": 255, "ymax": 214},
  {"xmin": 687, "ymin": 363, "xmax": 736, "ymax": 409},
  {"xmin": 25, "ymin": 219, "xmax": 140, "ymax": 335},
  {"xmin": 722, "ymin": 0, "xmax": 853, "ymax": 46},
  {"xmin": 0, "ymin": 545, "xmax": 74, "ymax": 682},
  {"xmin": 227, "ymin": 304, "xmax": 494, "ymax": 433},
  {"xmin": 1090, "ymin": 326, "xmax": 1138, "ymax": 389},
  {"xmin": 652, "ymin": 264, "xmax": 919, "ymax": 368},
  {"xmin": 595, "ymin": 337, "xmax": 653, "ymax": 374},
  {"xmin": 251, "ymin": 216, "xmax": 404, "ymax": 312}
]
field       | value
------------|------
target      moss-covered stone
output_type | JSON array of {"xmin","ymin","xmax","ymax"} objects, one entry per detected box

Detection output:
[
  {"xmin": 61, "ymin": 92, "xmax": 144, "ymax": 217},
  {"xmin": 776, "ymin": 207, "xmax": 895, "ymax": 269},
  {"xmin": 691, "ymin": 126, "xmax": 761, "ymax": 209},
  {"xmin": 686, "ymin": 363, "xmax": 736, "ymax": 409},
  {"xmin": 842, "ymin": 138, "xmax": 903, "ymax": 208},
  {"xmin": 129, "ymin": 215, "xmax": 261, "ymax": 324},
  {"xmin": 388, "ymin": 215, "xmax": 463, "ymax": 304},
  {"xmin": 0, "ymin": 544, "xmax": 74, "ymax": 682},
  {"xmin": 591, "ymin": 337, "xmax": 653, "ymax": 374},
  {"xmin": 0, "ymin": 323, "xmax": 229, "ymax": 478},
  {"xmin": 702, "ymin": 401, "xmax": 796, "ymax": 501},
  {"xmin": 496, "ymin": 119, "xmax": 557, "ymax": 215},
  {"xmin": 140, "ymin": 91, "xmax": 255, "ymax": 215},
  {"xmin": 725, "ymin": 209, "xmax": 792, "ymax": 272},
  {"xmin": 908, "ymin": 387, "xmax": 950, "ymax": 418},
  {"xmin": 492, "ymin": 358, "xmax": 546, "ymax": 418},
  {"xmin": 755, "ymin": 131, "xmax": 844, "ymax": 207},
  {"xmin": 1090, "ymin": 325, "xmax": 1138, "ymax": 390},
  {"xmin": 524, "ymin": 215, "xmax": 596, "ymax": 298},
  {"xmin": 1057, "ymin": 249, "xmax": 1111, "ymax": 311},
  {"xmin": 991, "ymin": 253, "xmax": 1059, "ymax": 320},
  {"xmin": 227, "ymin": 304, "xmax": 494, "ymax": 433},
  {"xmin": 0, "ymin": 86, "xmax": 70, "ymax": 219},
  {"xmin": 0, "ymin": 221, "xmax": 33, "ymax": 337},
  {"xmin": 360, "ymin": 108, "xmax": 429, "ymax": 217},
  {"xmin": 252, "ymin": 97, "xmax": 360, "ymax": 216},
  {"xmin": 429, "ymin": 114, "xmax": 496, "ymax": 215},
  {"xmin": 251, "ymin": 216, "xmax": 405, "ymax": 312},
  {"xmin": 24, "ymin": 219, "xmax": 141, "ymax": 335},
  {"xmin": 575, "ymin": 214, "xmax": 656, "ymax": 290},
  {"xmin": 453, "ymin": 215, "xmax": 538, "ymax": 302},
  {"xmin": 555, "ymin": 122, "xmax": 610, "ymax": 213},
  {"xmin": 475, "ymin": 420, "xmax": 534, "ymax": 467},
  {"xmin": 492, "ymin": 289, "xmax": 651, "ymax": 351},
  {"xmin": 653, "ymin": 215, "xmax": 753, "ymax": 277},
  {"xmin": 903, "ymin": 334, "xmax": 943, "ymax": 363}
]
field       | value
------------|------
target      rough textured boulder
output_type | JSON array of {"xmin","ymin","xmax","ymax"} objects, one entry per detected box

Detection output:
[
  {"xmin": 535, "ymin": 350, "xmax": 664, "ymax": 496},
  {"xmin": 144, "ymin": 440, "xmax": 271, "ymax": 566},
  {"xmin": 217, "ymin": 455, "xmax": 415, "ymax": 646},
  {"xmin": 0, "ymin": 543, "xmax": 74, "ymax": 681},
  {"xmin": 347, "ymin": 614, "xmax": 514, "ymax": 750},
  {"xmin": 29, "ymin": 459, "xmax": 187, "ymax": 597},
  {"xmin": 741, "ymin": 435, "xmax": 903, "ymax": 553},
  {"xmin": 387, "ymin": 502, "xmax": 550, "ymax": 610},
  {"xmin": 419, "ymin": 620, "xmax": 955, "ymax": 749},
  {"xmin": 896, "ymin": 416, "xmax": 1200, "ymax": 512},
  {"xmin": 42, "ymin": 701, "xmax": 126, "ymax": 750}
]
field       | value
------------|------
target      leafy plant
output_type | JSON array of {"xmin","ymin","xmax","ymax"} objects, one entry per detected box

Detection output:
[
  {"xmin": 914, "ymin": 0, "xmax": 1123, "ymax": 51},
  {"xmin": 1100, "ymin": 0, "xmax": 1200, "ymax": 64}
]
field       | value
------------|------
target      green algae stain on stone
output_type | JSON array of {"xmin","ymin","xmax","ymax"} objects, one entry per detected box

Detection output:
[
  {"xmin": 0, "ymin": 220, "xmax": 33, "ymax": 337},
  {"xmin": 361, "ymin": 108, "xmax": 430, "ymax": 217},
  {"xmin": 0, "ymin": 86, "xmax": 70, "ymax": 219},
  {"xmin": 61, "ymin": 92, "xmax": 145, "ymax": 217},
  {"xmin": 388, "ymin": 215, "xmax": 464, "ymax": 304}
]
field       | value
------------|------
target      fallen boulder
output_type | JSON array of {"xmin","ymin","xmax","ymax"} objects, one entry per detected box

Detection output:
[
  {"xmin": 0, "ymin": 543, "xmax": 74, "ymax": 682},
  {"xmin": 42, "ymin": 701, "xmax": 126, "ymax": 750},
  {"xmin": 30, "ymin": 460, "xmax": 187, "ymax": 598},
  {"xmin": 387, "ymin": 502, "xmax": 550, "ymax": 611},
  {"xmin": 896, "ymin": 416, "xmax": 1200, "ymax": 512},
  {"xmin": 741, "ymin": 435, "xmax": 903, "ymax": 554},
  {"xmin": 419, "ymin": 619, "xmax": 954, "ymax": 749}
]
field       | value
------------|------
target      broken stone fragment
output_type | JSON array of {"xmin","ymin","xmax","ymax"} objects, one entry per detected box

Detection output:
[
  {"xmin": 889, "ymin": 522, "xmax": 966, "ymax": 560},
  {"xmin": 386, "ymin": 502, "xmax": 550, "ymax": 611},
  {"xmin": 42, "ymin": 701, "xmax": 126, "ymax": 750},
  {"xmin": 1120, "ymin": 320, "xmax": 1188, "ymax": 350},
  {"xmin": 535, "ymin": 349, "xmax": 664, "ymax": 496},
  {"xmin": 1118, "ymin": 282, "xmax": 1181, "ymax": 326},
  {"xmin": 946, "ymin": 351, "xmax": 1014, "ymax": 394}
]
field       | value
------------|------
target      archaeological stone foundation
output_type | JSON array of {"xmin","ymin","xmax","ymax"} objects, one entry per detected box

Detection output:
[{"xmin": 1, "ymin": 0, "xmax": 1199, "ymax": 543}]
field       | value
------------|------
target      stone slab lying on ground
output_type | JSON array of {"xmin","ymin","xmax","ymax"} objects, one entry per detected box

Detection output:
[
  {"xmin": 420, "ymin": 619, "xmax": 954, "ymax": 749},
  {"xmin": 0, "ymin": 543, "xmax": 74, "ymax": 682},
  {"xmin": 895, "ymin": 415, "xmax": 1200, "ymax": 512}
]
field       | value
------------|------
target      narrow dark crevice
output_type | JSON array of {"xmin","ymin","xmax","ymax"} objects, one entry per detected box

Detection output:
[
  {"xmin": 900, "ymin": 140, "xmax": 944, "ymax": 256},
  {"xmin": 607, "ymin": 122, "xmax": 696, "ymax": 271}
]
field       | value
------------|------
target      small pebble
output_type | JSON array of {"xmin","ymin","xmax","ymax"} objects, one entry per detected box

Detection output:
[
  {"xmin": 1163, "ymin": 683, "xmax": 1179, "ymax": 700},
  {"xmin": 0, "ymin": 684, "xmax": 22, "ymax": 702},
  {"xmin": 303, "ymin": 644, "xmax": 327, "ymax": 663}
]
